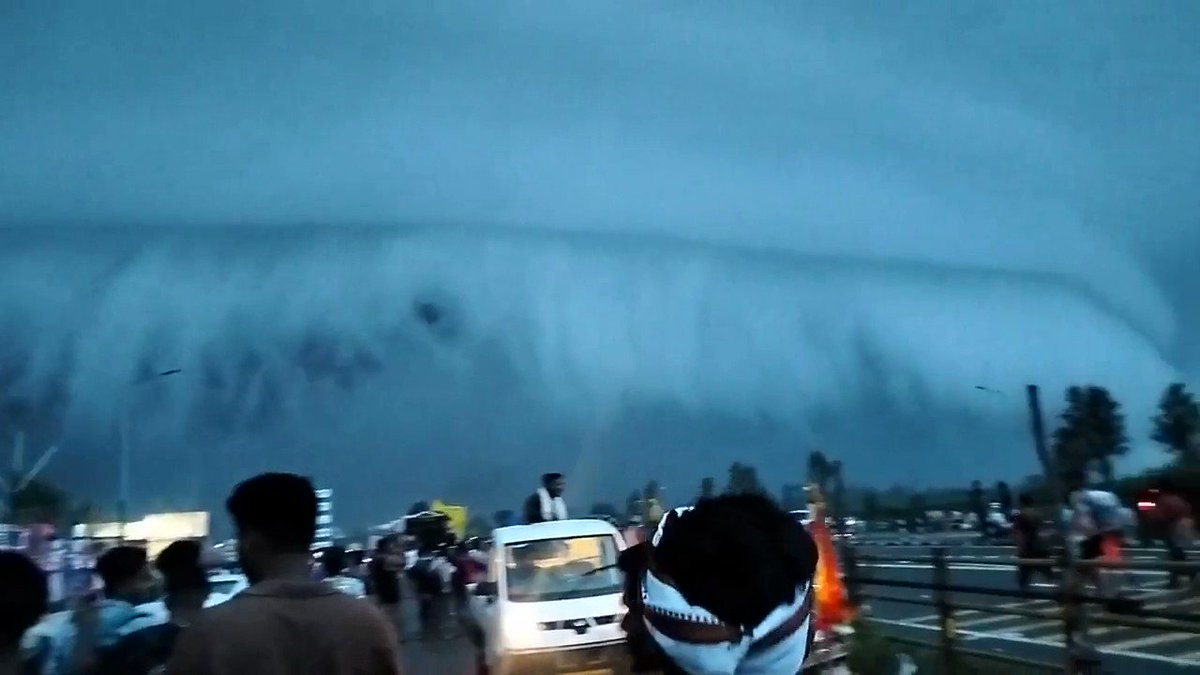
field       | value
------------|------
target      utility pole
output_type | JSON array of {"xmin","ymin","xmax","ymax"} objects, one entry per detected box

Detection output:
[
  {"xmin": 118, "ymin": 368, "xmax": 183, "ymax": 542},
  {"xmin": 2, "ymin": 431, "xmax": 61, "ymax": 524},
  {"xmin": 1026, "ymin": 385, "xmax": 1098, "ymax": 673}
]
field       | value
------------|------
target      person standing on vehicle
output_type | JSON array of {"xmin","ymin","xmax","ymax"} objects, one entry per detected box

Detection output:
[
  {"xmin": 1013, "ymin": 493, "xmax": 1057, "ymax": 591},
  {"xmin": 522, "ymin": 473, "xmax": 568, "ymax": 524},
  {"xmin": 167, "ymin": 473, "xmax": 402, "ymax": 675}
]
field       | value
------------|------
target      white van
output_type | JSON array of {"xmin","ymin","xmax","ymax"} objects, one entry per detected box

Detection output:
[{"xmin": 468, "ymin": 518, "xmax": 628, "ymax": 675}]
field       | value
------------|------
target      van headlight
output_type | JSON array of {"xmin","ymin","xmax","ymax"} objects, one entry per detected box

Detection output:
[{"xmin": 502, "ymin": 606, "xmax": 540, "ymax": 648}]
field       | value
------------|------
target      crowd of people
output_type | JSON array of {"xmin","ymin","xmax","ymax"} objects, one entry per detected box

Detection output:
[
  {"xmin": 0, "ymin": 467, "xmax": 835, "ymax": 675},
  {"xmin": 1009, "ymin": 471, "xmax": 1195, "ymax": 599},
  {"xmin": 4, "ymin": 473, "xmax": 406, "ymax": 675}
]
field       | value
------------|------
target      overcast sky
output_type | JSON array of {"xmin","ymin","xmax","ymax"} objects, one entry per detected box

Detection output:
[{"xmin": 2, "ymin": 2, "xmax": 1198, "ymax": 525}]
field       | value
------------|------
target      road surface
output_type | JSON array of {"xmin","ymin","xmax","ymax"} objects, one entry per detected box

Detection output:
[
  {"xmin": 851, "ymin": 543, "xmax": 1200, "ymax": 673},
  {"xmin": 398, "ymin": 539, "xmax": 1198, "ymax": 672}
]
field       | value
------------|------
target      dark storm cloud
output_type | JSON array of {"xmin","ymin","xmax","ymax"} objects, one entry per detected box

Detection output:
[{"xmin": 0, "ymin": 2, "xmax": 1198, "ymax": 521}]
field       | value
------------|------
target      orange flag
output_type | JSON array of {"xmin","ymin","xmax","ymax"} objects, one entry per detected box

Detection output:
[{"xmin": 807, "ymin": 486, "xmax": 854, "ymax": 629}]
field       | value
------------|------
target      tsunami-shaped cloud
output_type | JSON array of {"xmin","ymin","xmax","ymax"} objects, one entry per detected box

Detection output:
[
  {"xmin": 0, "ymin": 230, "xmax": 1175, "ymax": 470},
  {"xmin": 1, "ymin": 2, "xmax": 1196, "ymax": 517}
]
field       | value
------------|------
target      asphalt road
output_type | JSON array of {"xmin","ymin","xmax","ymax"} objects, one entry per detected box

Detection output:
[
  {"xmin": 398, "ymin": 540, "xmax": 1198, "ymax": 673},
  {"xmin": 851, "ymin": 544, "xmax": 1200, "ymax": 673}
]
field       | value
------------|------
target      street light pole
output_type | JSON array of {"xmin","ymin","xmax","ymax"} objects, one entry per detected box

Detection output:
[
  {"xmin": 117, "ymin": 368, "xmax": 182, "ymax": 543},
  {"xmin": 118, "ymin": 409, "xmax": 130, "ymax": 541},
  {"xmin": 1025, "ymin": 385, "xmax": 1096, "ymax": 671}
]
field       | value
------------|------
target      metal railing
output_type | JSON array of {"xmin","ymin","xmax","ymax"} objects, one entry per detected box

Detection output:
[{"xmin": 839, "ymin": 544, "xmax": 1200, "ymax": 674}]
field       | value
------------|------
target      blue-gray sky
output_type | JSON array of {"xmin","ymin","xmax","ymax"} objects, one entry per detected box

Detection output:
[{"xmin": 1, "ymin": 2, "xmax": 1198, "ymax": 525}]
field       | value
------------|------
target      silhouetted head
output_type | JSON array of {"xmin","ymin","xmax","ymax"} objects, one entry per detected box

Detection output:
[
  {"xmin": 542, "ymin": 472, "xmax": 565, "ymax": 498},
  {"xmin": 226, "ymin": 472, "xmax": 317, "ymax": 584},
  {"xmin": 321, "ymin": 546, "xmax": 348, "ymax": 577},
  {"xmin": 618, "ymin": 493, "xmax": 819, "ymax": 674},
  {"xmin": 375, "ymin": 533, "xmax": 400, "ymax": 556},
  {"xmin": 1018, "ymin": 492, "xmax": 1034, "ymax": 508},
  {"xmin": 0, "ymin": 551, "xmax": 47, "ymax": 656},
  {"xmin": 96, "ymin": 545, "xmax": 158, "ymax": 604},
  {"xmin": 156, "ymin": 540, "xmax": 210, "ymax": 622}
]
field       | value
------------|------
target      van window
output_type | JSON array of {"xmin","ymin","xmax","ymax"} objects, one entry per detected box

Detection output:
[{"xmin": 504, "ymin": 535, "xmax": 621, "ymax": 602}]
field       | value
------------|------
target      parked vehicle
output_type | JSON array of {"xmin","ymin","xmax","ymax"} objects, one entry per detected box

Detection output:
[{"xmin": 467, "ymin": 518, "xmax": 627, "ymax": 674}]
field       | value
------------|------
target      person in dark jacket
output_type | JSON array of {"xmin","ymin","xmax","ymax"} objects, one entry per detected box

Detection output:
[
  {"xmin": 366, "ymin": 535, "xmax": 404, "ymax": 640},
  {"xmin": 522, "ymin": 473, "xmax": 568, "ymax": 524},
  {"xmin": 1012, "ymin": 493, "xmax": 1057, "ymax": 591},
  {"xmin": 1, "ymin": 551, "xmax": 48, "ymax": 675}
]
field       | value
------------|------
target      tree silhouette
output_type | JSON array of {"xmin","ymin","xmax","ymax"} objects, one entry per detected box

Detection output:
[
  {"xmin": 1052, "ymin": 385, "xmax": 1129, "ymax": 482},
  {"xmin": 908, "ymin": 493, "xmax": 928, "ymax": 518},
  {"xmin": 805, "ymin": 451, "xmax": 845, "ymax": 517},
  {"xmin": 6, "ymin": 477, "xmax": 67, "ymax": 524},
  {"xmin": 1151, "ymin": 383, "xmax": 1200, "ymax": 467},
  {"xmin": 995, "ymin": 481, "xmax": 1012, "ymax": 516},
  {"xmin": 967, "ymin": 480, "xmax": 984, "ymax": 517},
  {"xmin": 862, "ymin": 490, "xmax": 880, "ymax": 521},
  {"xmin": 780, "ymin": 483, "xmax": 806, "ymax": 511},
  {"xmin": 807, "ymin": 451, "xmax": 831, "ymax": 492},
  {"xmin": 828, "ymin": 460, "xmax": 845, "ymax": 519},
  {"xmin": 699, "ymin": 477, "xmax": 716, "ymax": 500},
  {"xmin": 726, "ymin": 462, "xmax": 764, "ymax": 495}
]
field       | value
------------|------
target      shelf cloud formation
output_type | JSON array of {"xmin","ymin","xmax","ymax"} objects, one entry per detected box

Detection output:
[{"xmin": 1, "ymin": 2, "xmax": 1197, "ymax": 522}]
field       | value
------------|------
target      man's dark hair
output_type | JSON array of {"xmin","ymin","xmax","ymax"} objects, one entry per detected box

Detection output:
[
  {"xmin": 654, "ymin": 493, "xmax": 817, "ymax": 628},
  {"xmin": 321, "ymin": 546, "xmax": 348, "ymax": 577},
  {"xmin": 156, "ymin": 540, "xmax": 210, "ymax": 596},
  {"xmin": 618, "ymin": 493, "xmax": 818, "ymax": 672},
  {"xmin": 96, "ymin": 545, "xmax": 149, "ymax": 594},
  {"xmin": 0, "ymin": 551, "xmax": 47, "ymax": 652},
  {"xmin": 226, "ymin": 472, "xmax": 318, "ymax": 552},
  {"xmin": 542, "ymin": 472, "xmax": 564, "ymax": 487}
]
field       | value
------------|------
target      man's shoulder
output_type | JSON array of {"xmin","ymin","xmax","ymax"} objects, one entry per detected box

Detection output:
[{"xmin": 190, "ymin": 590, "xmax": 388, "ymax": 636}]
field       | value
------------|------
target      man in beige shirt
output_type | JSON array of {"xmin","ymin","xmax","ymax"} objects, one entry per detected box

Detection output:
[{"xmin": 168, "ymin": 473, "xmax": 402, "ymax": 675}]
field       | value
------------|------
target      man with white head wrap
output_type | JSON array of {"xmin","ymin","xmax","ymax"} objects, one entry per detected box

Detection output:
[{"xmin": 617, "ymin": 493, "xmax": 819, "ymax": 675}]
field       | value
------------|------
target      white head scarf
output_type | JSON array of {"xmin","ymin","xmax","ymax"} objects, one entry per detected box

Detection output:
[{"xmin": 639, "ymin": 508, "xmax": 814, "ymax": 675}]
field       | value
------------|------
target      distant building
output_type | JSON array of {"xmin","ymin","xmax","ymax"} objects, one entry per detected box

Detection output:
[{"xmin": 314, "ymin": 488, "xmax": 334, "ymax": 550}]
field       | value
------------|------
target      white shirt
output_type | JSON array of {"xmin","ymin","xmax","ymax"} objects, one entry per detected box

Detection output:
[{"xmin": 324, "ymin": 574, "xmax": 367, "ymax": 598}]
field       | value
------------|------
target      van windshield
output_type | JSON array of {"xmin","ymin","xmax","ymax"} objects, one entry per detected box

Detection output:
[{"xmin": 504, "ymin": 534, "xmax": 621, "ymax": 602}]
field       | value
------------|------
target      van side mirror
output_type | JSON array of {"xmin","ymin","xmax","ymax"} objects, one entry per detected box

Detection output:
[{"xmin": 474, "ymin": 580, "xmax": 498, "ymax": 597}]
